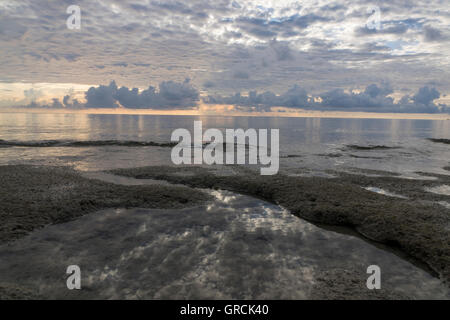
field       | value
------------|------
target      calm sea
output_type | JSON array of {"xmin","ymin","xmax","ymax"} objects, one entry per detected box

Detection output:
[{"xmin": 0, "ymin": 112, "xmax": 449, "ymax": 175}]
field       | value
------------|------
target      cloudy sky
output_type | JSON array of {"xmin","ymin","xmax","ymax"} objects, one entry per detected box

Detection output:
[{"xmin": 0, "ymin": 0, "xmax": 449, "ymax": 113}]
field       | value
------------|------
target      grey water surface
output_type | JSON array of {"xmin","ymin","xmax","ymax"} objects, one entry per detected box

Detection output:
[
  {"xmin": 0, "ymin": 187, "xmax": 448, "ymax": 299},
  {"xmin": 0, "ymin": 113, "xmax": 449, "ymax": 176}
]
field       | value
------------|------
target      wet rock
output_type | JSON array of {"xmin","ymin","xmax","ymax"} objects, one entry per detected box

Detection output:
[
  {"xmin": 0, "ymin": 165, "xmax": 211, "ymax": 245},
  {"xmin": 310, "ymin": 268, "xmax": 410, "ymax": 300},
  {"xmin": 0, "ymin": 283, "xmax": 41, "ymax": 300}
]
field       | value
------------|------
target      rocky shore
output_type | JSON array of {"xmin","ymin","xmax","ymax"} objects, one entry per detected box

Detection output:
[{"xmin": 0, "ymin": 164, "xmax": 448, "ymax": 299}]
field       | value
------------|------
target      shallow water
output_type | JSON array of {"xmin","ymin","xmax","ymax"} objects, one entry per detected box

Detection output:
[
  {"xmin": 364, "ymin": 187, "xmax": 408, "ymax": 199},
  {"xmin": 0, "ymin": 189, "xmax": 448, "ymax": 299},
  {"xmin": 426, "ymin": 185, "xmax": 450, "ymax": 196}
]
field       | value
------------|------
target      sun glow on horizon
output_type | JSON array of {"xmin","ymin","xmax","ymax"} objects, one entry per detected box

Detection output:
[{"xmin": 1, "ymin": 105, "xmax": 449, "ymax": 121}]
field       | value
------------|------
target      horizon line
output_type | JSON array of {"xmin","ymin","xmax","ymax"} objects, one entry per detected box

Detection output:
[{"xmin": 1, "ymin": 107, "xmax": 449, "ymax": 121}]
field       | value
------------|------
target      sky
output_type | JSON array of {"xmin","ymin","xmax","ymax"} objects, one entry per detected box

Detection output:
[{"xmin": 0, "ymin": 0, "xmax": 449, "ymax": 114}]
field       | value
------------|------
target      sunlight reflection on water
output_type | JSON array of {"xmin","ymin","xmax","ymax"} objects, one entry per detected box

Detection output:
[{"xmin": 0, "ymin": 189, "xmax": 448, "ymax": 299}]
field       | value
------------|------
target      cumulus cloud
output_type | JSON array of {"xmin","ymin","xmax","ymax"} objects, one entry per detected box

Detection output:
[
  {"xmin": 318, "ymin": 83, "xmax": 396, "ymax": 110},
  {"xmin": 412, "ymin": 86, "xmax": 440, "ymax": 105},
  {"xmin": 23, "ymin": 79, "xmax": 200, "ymax": 110},
  {"xmin": 204, "ymin": 83, "xmax": 449, "ymax": 114},
  {"xmin": 88, "ymin": 79, "xmax": 199, "ymax": 109},
  {"xmin": 85, "ymin": 81, "xmax": 120, "ymax": 108},
  {"xmin": 203, "ymin": 84, "xmax": 313, "ymax": 111}
]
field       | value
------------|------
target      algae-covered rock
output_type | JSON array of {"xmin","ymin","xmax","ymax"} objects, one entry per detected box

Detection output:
[{"xmin": 0, "ymin": 165, "xmax": 211, "ymax": 245}]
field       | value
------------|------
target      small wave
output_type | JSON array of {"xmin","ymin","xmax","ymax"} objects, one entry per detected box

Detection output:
[
  {"xmin": 0, "ymin": 139, "xmax": 176, "ymax": 148},
  {"xmin": 316, "ymin": 153, "xmax": 343, "ymax": 158},
  {"xmin": 0, "ymin": 140, "xmax": 262, "ymax": 151},
  {"xmin": 281, "ymin": 154, "xmax": 303, "ymax": 158},
  {"xmin": 349, "ymin": 154, "xmax": 385, "ymax": 159},
  {"xmin": 428, "ymin": 138, "xmax": 450, "ymax": 145},
  {"xmin": 346, "ymin": 144, "xmax": 399, "ymax": 151}
]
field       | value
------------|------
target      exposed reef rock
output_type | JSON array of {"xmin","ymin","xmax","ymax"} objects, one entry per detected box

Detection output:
[{"xmin": 0, "ymin": 165, "xmax": 211, "ymax": 245}]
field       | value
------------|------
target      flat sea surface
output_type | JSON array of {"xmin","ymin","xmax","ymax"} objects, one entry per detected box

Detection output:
[{"xmin": 0, "ymin": 113, "xmax": 449, "ymax": 176}]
